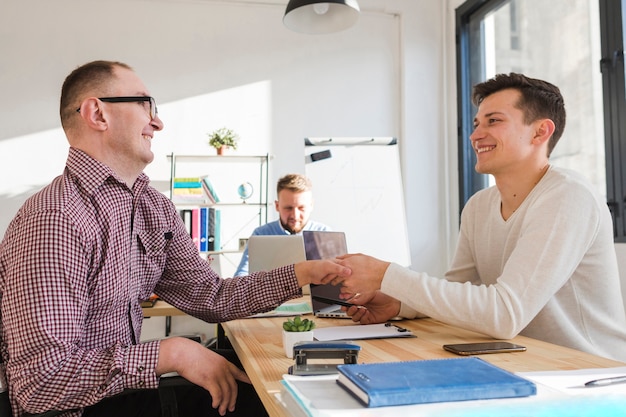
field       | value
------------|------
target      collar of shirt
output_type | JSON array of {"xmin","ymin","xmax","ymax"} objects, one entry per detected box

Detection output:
[{"xmin": 66, "ymin": 147, "xmax": 150, "ymax": 197}]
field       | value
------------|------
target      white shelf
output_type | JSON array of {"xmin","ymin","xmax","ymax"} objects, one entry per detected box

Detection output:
[{"xmin": 168, "ymin": 152, "xmax": 270, "ymax": 255}]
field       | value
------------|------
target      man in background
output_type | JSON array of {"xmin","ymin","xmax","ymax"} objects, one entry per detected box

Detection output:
[{"xmin": 234, "ymin": 173, "xmax": 330, "ymax": 276}]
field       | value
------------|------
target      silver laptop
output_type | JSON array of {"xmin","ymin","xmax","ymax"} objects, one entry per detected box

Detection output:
[
  {"xmin": 248, "ymin": 235, "xmax": 306, "ymax": 273},
  {"xmin": 303, "ymin": 231, "xmax": 351, "ymax": 318}
]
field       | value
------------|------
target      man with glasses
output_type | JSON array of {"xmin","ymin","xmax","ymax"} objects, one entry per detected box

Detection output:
[
  {"xmin": 78, "ymin": 96, "xmax": 159, "ymax": 120},
  {"xmin": 0, "ymin": 60, "xmax": 351, "ymax": 417}
]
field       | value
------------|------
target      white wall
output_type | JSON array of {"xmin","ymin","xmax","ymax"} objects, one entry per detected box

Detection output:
[{"xmin": 1, "ymin": 0, "xmax": 456, "ymax": 337}]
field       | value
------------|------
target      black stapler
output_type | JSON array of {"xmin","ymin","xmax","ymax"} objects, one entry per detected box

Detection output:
[{"xmin": 288, "ymin": 341, "xmax": 361, "ymax": 376}]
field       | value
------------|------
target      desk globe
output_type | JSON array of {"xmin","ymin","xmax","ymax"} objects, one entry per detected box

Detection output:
[{"xmin": 237, "ymin": 182, "xmax": 254, "ymax": 203}]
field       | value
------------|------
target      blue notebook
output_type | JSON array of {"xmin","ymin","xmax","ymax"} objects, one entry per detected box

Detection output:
[{"xmin": 336, "ymin": 357, "xmax": 536, "ymax": 408}]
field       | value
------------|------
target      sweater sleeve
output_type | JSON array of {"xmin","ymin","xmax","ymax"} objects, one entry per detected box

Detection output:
[{"xmin": 380, "ymin": 174, "xmax": 606, "ymax": 340}]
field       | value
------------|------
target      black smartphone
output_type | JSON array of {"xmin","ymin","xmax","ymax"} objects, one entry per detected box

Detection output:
[
  {"xmin": 311, "ymin": 294, "xmax": 355, "ymax": 308},
  {"xmin": 443, "ymin": 342, "xmax": 526, "ymax": 356}
]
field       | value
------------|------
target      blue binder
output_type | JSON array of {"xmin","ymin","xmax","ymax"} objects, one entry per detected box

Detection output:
[{"xmin": 336, "ymin": 357, "xmax": 536, "ymax": 408}]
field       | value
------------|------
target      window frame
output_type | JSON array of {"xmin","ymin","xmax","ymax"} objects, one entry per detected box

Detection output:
[
  {"xmin": 456, "ymin": 0, "xmax": 626, "ymax": 241},
  {"xmin": 599, "ymin": 0, "xmax": 626, "ymax": 241}
]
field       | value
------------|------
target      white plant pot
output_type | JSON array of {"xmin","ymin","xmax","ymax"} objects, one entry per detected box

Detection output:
[{"xmin": 282, "ymin": 330, "xmax": 314, "ymax": 358}]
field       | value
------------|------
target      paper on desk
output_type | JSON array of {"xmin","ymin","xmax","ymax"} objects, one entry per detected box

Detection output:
[
  {"xmin": 313, "ymin": 323, "xmax": 415, "ymax": 341},
  {"xmin": 247, "ymin": 301, "xmax": 312, "ymax": 318},
  {"xmin": 518, "ymin": 366, "xmax": 626, "ymax": 395},
  {"xmin": 280, "ymin": 373, "xmax": 626, "ymax": 417}
]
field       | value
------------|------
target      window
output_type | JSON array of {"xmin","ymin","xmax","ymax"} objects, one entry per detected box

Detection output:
[
  {"xmin": 600, "ymin": 0, "xmax": 626, "ymax": 240},
  {"xmin": 455, "ymin": 0, "xmax": 626, "ymax": 240}
]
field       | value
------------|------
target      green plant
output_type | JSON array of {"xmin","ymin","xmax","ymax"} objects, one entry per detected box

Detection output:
[
  {"xmin": 207, "ymin": 127, "xmax": 239, "ymax": 150},
  {"xmin": 282, "ymin": 316, "xmax": 315, "ymax": 332}
]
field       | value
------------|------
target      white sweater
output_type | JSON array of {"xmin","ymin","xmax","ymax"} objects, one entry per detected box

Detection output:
[{"xmin": 383, "ymin": 166, "xmax": 626, "ymax": 362}]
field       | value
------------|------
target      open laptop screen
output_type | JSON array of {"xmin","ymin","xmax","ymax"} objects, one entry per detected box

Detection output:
[{"xmin": 248, "ymin": 235, "xmax": 306, "ymax": 273}]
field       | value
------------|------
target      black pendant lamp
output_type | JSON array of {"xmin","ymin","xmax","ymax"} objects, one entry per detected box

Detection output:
[{"xmin": 283, "ymin": 0, "xmax": 360, "ymax": 34}]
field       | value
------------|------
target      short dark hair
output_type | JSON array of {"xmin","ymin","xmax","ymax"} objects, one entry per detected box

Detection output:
[
  {"xmin": 60, "ymin": 60, "xmax": 132, "ymax": 131},
  {"xmin": 472, "ymin": 73, "xmax": 566, "ymax": 156},
  {"xmin": 277, "ymin": 174, "xmax": 313, "ymax": 195}
]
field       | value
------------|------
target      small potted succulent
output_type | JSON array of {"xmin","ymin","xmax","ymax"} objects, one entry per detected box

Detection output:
[
  {"xmin": 282, "ymin": 316, "xmax": 316, "ymax": 358},
  {"xmin": 207, "ymin": 127, "xmax": 239, "ymax": 155}
]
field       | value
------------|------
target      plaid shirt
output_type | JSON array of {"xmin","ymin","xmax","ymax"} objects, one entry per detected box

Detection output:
[{"xmin": 0, "ymin": 147, "xmax": 300, "ymax": 416}]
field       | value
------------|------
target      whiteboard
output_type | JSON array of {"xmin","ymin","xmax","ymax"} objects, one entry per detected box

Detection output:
[{"xmin": 304, "ymin": 137, "xmax": 411, "ymax": 266}]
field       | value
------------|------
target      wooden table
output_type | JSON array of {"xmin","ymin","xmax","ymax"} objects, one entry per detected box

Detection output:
[
  {"xmin": 142, "ymin": 300, "xmax": 186, "ymax": 336},
  {"xmin": 142, "ymin": 300, "xmax": 186, "ymax": 317},
  {"xmin": 221, "ymin": 310, "xmax": 625, "ymax": 417}
]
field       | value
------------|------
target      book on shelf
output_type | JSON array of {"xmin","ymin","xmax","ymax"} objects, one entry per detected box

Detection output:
[
  {"xmin": 173, "ymin": 176, "xmax": 221, "ymax": 204},
  {"xmin": 172, "ymin": 187, "xmax": 203, "ymax": 196},
  {"xmin": 335, "ymin": 357, "xmax": 536, "ymax": 408},
  {"xmin": 201, "ymin": 175, "xmax": 220, "ymax": 203},
  {"xmin": 173, "ymin": 177, "xmax": 203, "ymax": 188},
  {"xmin": 172, "ymin": 177, "xmax": 205, "ymax": 203}
]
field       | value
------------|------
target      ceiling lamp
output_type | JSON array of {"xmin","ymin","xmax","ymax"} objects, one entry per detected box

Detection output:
[{"xmin": 283, "ymin": 0, "xmax": 360, "ymax": 34}]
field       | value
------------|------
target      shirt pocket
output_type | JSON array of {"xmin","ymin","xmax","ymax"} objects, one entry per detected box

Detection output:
[
  {"xmin": 135, "ymin": 229, "xmax": 170, "ymax": 289},
  {"xmin": 136, "ymin": 229, "xmax": 170, "ymax": 256}
]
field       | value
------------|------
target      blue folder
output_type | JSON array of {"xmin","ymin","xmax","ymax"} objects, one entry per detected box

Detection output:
[{"xmin": 336, "ymin": 357, "xmax": 536, "ymax": 408}]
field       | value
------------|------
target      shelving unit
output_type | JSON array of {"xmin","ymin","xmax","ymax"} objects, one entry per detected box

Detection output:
[{"xmin": 167, "ymin": 153, "xmax": 270, "ymax": 257}]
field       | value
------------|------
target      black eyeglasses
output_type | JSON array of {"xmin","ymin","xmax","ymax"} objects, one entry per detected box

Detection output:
[{"xmin": 76, "ymin": 96, "xmax": 158, "ymax": 120}]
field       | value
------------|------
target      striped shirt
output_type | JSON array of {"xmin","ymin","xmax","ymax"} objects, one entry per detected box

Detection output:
[{"xmin": 0, "ymin": 147, "xmax": 301, "ymax": 416}]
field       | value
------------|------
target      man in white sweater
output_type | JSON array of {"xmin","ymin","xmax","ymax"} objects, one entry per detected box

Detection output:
[{"xmin": 337, "ymin": 73, "xmax": 626, "ymax": 362}]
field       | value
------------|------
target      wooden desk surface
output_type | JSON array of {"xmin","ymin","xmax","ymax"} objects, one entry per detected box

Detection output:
[
  {"xmin": 142, "ymin": 300, "xmax": 186, "ymax": 317},
  {"xmin": 222, "ymin": 307, "xmax": 625, "ymax": 417}
]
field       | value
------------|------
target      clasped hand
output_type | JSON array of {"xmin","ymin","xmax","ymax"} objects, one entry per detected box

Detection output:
[{"xmin": 331, "ymin": 254, "xmax": 401, "ymax": 324}]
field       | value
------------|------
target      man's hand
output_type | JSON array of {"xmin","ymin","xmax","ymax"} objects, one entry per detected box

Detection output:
[
  {"xmin": 342, "ymin": 290, "xmax": 401, "ymax": 324},
  {"xmin": 157, "ymin": 337, "xmax": 249, "ymax": 416},
  {"xmin": 294, "ymin": 259, "xmax": 351, "ymax": 287},
  {"xmin": 334, "ymin": 254, "xmax": 390, "ymax": 295}
]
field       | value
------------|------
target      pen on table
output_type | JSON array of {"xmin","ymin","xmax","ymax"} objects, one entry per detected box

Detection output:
[{"xmin": 584, "ymin": 375, "xmax": 626, "ymax": 387}]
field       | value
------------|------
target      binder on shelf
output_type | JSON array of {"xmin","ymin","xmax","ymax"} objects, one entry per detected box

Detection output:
[
  {"xmin": 336, "ymin": 357, "xmax": 536, "ymax": 408},
  {"xmin": 207, "ymin": 208, "xmax": 221, "ymax": 251},
  {"xmin": 179, "ymin": 209, "xmax": 192, "ymax": 236},
  {"xmin": 168, "ymin": 153, "xmax": 269, "ymax": 254},
  {"xmin": 200, "ymin": 207, "xmax": 209, "ymax": 252},
  {"xmin": 191, "ymin": 208, "xmax": 200, "ymax": 249}
]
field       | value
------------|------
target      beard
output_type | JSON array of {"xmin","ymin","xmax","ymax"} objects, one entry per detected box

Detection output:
[{"xmin": 281, "ymin": 219, "xmax": 303, "ymax": 234}]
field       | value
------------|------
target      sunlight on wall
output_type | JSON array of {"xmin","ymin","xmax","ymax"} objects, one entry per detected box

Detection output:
[
  {"xmin": 0, "ymin": 129, "xmax": 68, "ymax": 197},
  {"xmin": 146, "ymin": 80, "xmax": 273, "ymax": 184},
  {"xmin": 0, "ymin": 80, "xmax": 273, "ymax": 239},
  {"xmin": 0, "ymin": 129, "xmax": 68, "ymax": 236}
]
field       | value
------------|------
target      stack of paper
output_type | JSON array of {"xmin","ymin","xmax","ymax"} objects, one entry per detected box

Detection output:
[
  {"xmin": 278, "ymin": 365, "xmax": 626, "ymax": 417},
  {"xmin": 313, "ymin": 323, "xmax": 415, "ymax": 341}
]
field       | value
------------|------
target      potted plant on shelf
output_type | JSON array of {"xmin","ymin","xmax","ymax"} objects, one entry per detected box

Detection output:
[
  {"xmin": 282, "ymin": 316, "xmax": 315, "ymax": 358},
  {"xmin": 207, "ymin": 127, "xmax": 239, "ymax": 155}
]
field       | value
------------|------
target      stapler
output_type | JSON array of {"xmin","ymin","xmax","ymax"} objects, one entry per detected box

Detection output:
[{"xmin": 288, "ymin": 340, "xmax": 361, "ymax": 376}]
